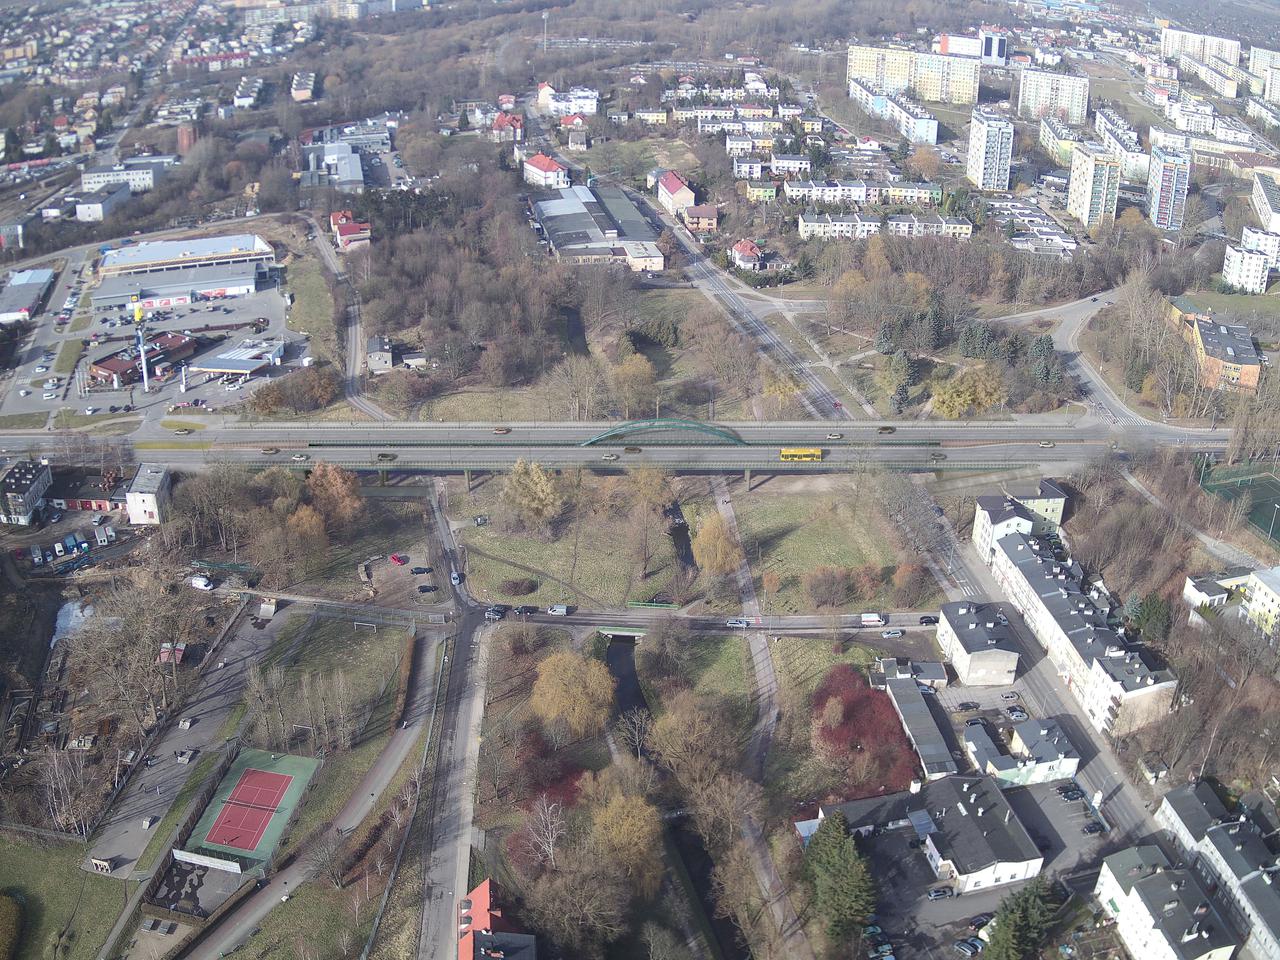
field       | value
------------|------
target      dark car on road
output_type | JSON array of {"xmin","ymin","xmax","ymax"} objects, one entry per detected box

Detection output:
[
  {"xmin": 417, "ymin": 585, "xmax": 437, "ymax": 594},
  {"xmin": 513, "ymin": 605, "xmax": 537, "ymax": 616},
  {"xmin": 919, "ymin": 615, "xmax": 938, "ymax": 625},
  {"xmin": 410, "ymin": 566, "xmax": 431, "ymax": 575}
]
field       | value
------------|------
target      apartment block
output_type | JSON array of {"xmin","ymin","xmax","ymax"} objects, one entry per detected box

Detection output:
[
  {"xmin": 1248, "ymin": 97, "xmax": 1280, "ymax": 129},
  {"xmin": 1224, "ymin": 245, "xmax": 1271, "ymax": 294},
  {"xmin": 848, "ymin": 79, "xmax": 938, "ymax": 144},
  {"xmin": 1067, "ymin": 142, "xmax": 1121, "ymax": 228},
  {"xmin": 1161, "ymin": 27, "xmax": 1241, "ymax": 67},
  {"xmin": 846, "ymin": 44, "xmax": 980, "ymax": 104},
  {"xmin": 885, "ymin": 213, "xmax": 973, "ymax": 239},
  {"xmin": 1242, "ymin": 567, "xmax": 1280, "ymax": 637},
  {"xmin": 797, "ymin": 211, "xmax": 882, "ymax": 240},
  {"xmin": 1094, "ymin": 108, "xmax": 1149, "ymax": 182},
  {"xmin": 1250, "ymin": 46, "xmax": 1280, "ymax": 76},
  {"xmin": 1155, "ymin": 784, "xmax": 1280, "ymax": 960},
  {"xmin": 1095, "ymin": 846, "xmax": 1237, "ymax": 960},
  {"xmin": 1252, "ymin": 172, "xmax": 1280, "ymax": 232},
  {"xmin": 971, "ymin": 479, "xmax": 1067, "ymax": 558},
  {"xmin": 1039, "ymin": 117, "xmax": 1083, "ymax": 166},
  {"xmin": 936, "ymin": 600, "xmax": 1019, "ymax": 686},
  {"xmin": 1178, "ymin": 53, "xmax": 1240, "ymax": 99},
  {"xmin": 1017, "ymin": 69, "xmax": 1090, "ymax": 125},
  {"xmin": 1190, "ymin": 318, "xmax": 1262, "ymax": 391},
  {"xmin": 967, "ymin": 108, "xmax": 1014, "ymax": 191},
  {"xmin": 1146, "ymin": 144, "xmax": 1190, "ymax": 231},
  {"xmin": 981, "ymin": 531, "xmax": 1176, "ymax": 735}
]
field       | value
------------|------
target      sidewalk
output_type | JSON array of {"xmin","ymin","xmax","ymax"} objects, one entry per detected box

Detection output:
[{"xmin": 1121, "ymin": 468, "xmax": 1263, "ymax": 568}]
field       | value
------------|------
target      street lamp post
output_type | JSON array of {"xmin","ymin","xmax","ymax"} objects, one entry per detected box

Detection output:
[{"xmin": 1268, "ymin": 502, "xmax": 1280, "ymax": 542}]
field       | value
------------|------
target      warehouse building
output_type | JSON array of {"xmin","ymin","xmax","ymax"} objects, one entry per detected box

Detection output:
[
  {"xmin": 99, "ymin": 235, "xmax": 275, "ymax": 279},
  {"xmin": 533, "ymin": 185, "xmax": 664, "ymax": 272},
  {"xmin": 0, "ymin": 268, "xmax": 54, "ymax": 323},
  {"xmin": 90, "ymin": 262, "xmax": 266, "ymax": 309}
]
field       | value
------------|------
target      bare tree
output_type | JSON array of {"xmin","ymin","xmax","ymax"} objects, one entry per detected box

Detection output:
[
  {"xmin": 307, "ymin": 827, "xmax": 346, "ymax": 889},
  {"xmin": 523, "ymin": 793, "xmax": 567, "ymax": 870},
  {"xmin": 615, "ymin": 707, "xmax": 654, "ymax": 760}
]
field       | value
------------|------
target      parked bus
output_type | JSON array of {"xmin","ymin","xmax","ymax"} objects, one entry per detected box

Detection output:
[{"xmin": 779, "ymin": 447, "xmax": 824, "ymax": 462}]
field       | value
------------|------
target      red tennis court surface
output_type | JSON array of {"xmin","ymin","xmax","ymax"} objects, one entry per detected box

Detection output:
[{"xmin": 203, "ymin": 768, "xmax": 293, "ymax": 852}]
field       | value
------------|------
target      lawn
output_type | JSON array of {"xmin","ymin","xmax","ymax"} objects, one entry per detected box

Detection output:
[
  {"xmin": 286, "ymin": 257, "xmax": 339, "ymax": 365},
  {"xmin": 135, "ymin": 752, "xmax": 220, "ymax": 872},
  {"xmin": 1181, "ymin": 288, "xmax": 1280, "ymax": 320},
  {"xmin": 0, "ymin": 411, "xmax": 48, "ymax": 429},
  {"xmin": 449, "ymin": 473, "xmax": 682, "ymax": 608},
  {"xmin": 763, "ymin": 635, "xmax": 880, "ymax": 812},
  {"xmin": 730, "ymin": 478, "xmax": 938, "ymax": 613},
  {"xmin": 54, "ymin": 339, "xmax": 84, "ymax": 376},
  {"xmin": 0, "ymin": 834, "xmax": 125, "ymax": 960},
  {"xmin": 158, "ymin": 418, "xmax": 209, "ymax": 431},
  {"xmin": 50, "ymin": 411, "xmax": 141, "ymax": 433},
  {"xmin": 641, "ymin": 633, "xmax": 755, "ymax": 745},
  {"xmin": 236, "ymin": 727, "xmax": 424, "ymax": 960},
  {"xmin": 286, "ymin": 499, "xmax": 425, "ymax": 597}
]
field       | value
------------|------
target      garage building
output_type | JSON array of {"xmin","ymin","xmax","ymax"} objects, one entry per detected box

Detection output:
[
  {"xmin": 90, "ymin": 263, "xmax": 266, "ymax": 310},
  {"xmin": 187, "ymin": 338, "xmax": 285, "ymax": 376}
]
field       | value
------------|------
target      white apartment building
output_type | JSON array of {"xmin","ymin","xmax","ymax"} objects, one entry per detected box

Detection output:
[
  {"xmin": 846, "ymin": 44, "xmax": 980, "ymax": 104},
  {"xmin": 1161, "ymin": 27, "xmax": 1241, "ymax": 67},
  {"xmin": 1146, "ymin": 144, "xmax": 1190, "ymax": 231},
  {"xmin": 971, "ymin": 479, "xmax": 1067, "ymax": 557},
  {"xmin": 1067, "ymin": 142, "xmax": 1121, "ymax": 228},
  {"xmin": 1253, "ymin": 172, "xmax": 1280, "ymax": 232},
  {"xmin": 1224, "ymin": 244, "xmax": 1272, "ymax": 294},
  {"xmin": 725, "ymin": 135, "xmax": 754, "ymax": 157},
  {"xmin": 733, "ymin": 157, "xmax": 765, "ymax": 179},
  {"xmin": 848, "ymin": 78, "xmax": 938, "ymax": 144},
  {"xmin": 936, "ymin": 600, "xmax": 1019, "ymax": 685},
  {"xmin": 967, "ymin": 108, "xmax": 1014, "ymax": 191},
  {"xmin": 1178, "ymin": 53, "xmax": 1240, "ymax": 99},
  {"xmin": 1039, "ymin": 117, "xmax": 1082, "ymax": 166},
  {"xmin": 1155, "ymin": 784, "xmax": 1280, "ymax": 960},
  {"xmin": 1094, "ymin": 108, "xmax": 1149, "ymax": 182},
  {"xmin": 1266, "ymin": 68, "xmax": 1280, "ymax": 105},
  {"xmin": 1248, "ymin": 97, "xmax": 1280, "ymax": 129},
  {"xmin": 1250, "ymin": 46, "xmax": 1280, "ymax": 76},
  {"xmin": 983, "ymin": 531, "xmax": 1176, "ymax": 735},
  {"xmin": 1095, "ymin": 846, "xmax": 1238, "ymax": 960},
  {"xmin": 545, "ymin": 86, "xmax": 599, "ymax": 117},
  {"xmin": 1167, "ymin": 96, "xmax": 1218, "ymax": 135},
  {"xmin": 797, "ymin": 211, "xmax": 881, "ymax": 240},
  {"xmin": 1017, "ymin": 69, "xmax": 1090, "ymax": 125}
]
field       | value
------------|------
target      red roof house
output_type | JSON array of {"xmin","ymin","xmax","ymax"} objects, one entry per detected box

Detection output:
[
  {"xmin": 490, "ymin": 111, "xmax": 524, "ymax": 142},
  {"xmin": 457, "ymin": 880, "xmax": 536, "ymax": 960},
  {"xmin": 558, "ymin": 112, "xmax": 588, "ymax": 128}
]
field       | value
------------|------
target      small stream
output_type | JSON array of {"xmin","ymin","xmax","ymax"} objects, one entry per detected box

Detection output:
[{"xmin": 605, "ymin": 639, "xmax": 750, "ymax": 960}]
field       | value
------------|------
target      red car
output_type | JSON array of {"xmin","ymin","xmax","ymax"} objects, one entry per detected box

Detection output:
[{"xmin": 390, "ymin": 554, "xmax": 408, "ymax": 566}]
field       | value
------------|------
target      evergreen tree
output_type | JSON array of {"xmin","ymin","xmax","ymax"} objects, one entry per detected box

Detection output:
[
  {"xmin": 889, "ymin": 349, "xmax": 919, "ymax": 388},
  {"xmin": 805, "ymin": 812, "xmax": 878, "ymax": 940},
  {"xmin": 1029, "ymin": 334, "xmax": 1054, "ymax": 363},
  {"xmin": 874, "ymin": 320, "xmax": 897, "ymax": 355},
  {"xmin": 984, "ymin": 878, "xmax": 1054, "ymax": 960},
  {"xmin": 890, "ymin": 383, "xmax": 910, "ymax": 412}
]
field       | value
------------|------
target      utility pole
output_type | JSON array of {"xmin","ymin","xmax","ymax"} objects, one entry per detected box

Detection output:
[{"xmin": 542, "ymin": 10, "xmax": 548, "ymax": 52}]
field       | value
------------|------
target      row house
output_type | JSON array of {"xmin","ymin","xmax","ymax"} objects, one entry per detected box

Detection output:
[
  {"xmin": 698, "ymin": 117, "xmax": 744, "ymax": 135},
  {"xmin": 745, "ymin": 181, "xmax": 779, "ymax": 202},
  {"xmin": 736, "ymin": 103, "xmax": 773, "ymax": 118},
  {"xmin": 783, "ymin": 179, "xmax": 870, "ymax": 204},
  {"xmin": 742, "ymin": 117, "xmax": 785, "ymax": 135},
  {"xmin": 725, "ymin": 135, "xmax": 754, "ymax": 157},
  {"xmin": 734, "ymin": 157, "xmax": 766, "ymax": 179},
  {"xmin": 797, "ymin": 211, "xmax": 882, "ymax": 240},
  {"xmin": 672, "ymin": 105, "xmax": 736, "ymax": 123},
  {"xmin": 886, "ymin": 213, "xmax": 973, "ymax": 239},
  {"xmin": 634, "ymin": 108, "xmax": 668, "ymax": 125}
]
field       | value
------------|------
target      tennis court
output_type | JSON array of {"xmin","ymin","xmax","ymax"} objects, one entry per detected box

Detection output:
[
  {"xmin": 182, "ymin": 748, "xmax": 320, "ymax": 869},
  {"xmin": 1203, "ymin": 467, "xmax": 1280, "ymax": 544},
  {"xmin": 203, "ymin": 768, "xmax": 294, "ymax": 851}
]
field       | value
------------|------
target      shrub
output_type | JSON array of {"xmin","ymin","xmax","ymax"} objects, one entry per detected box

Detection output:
[
  {"xmin": 804, "ymin": 566, "xmax": 853, "ymax": 608},
  {"xmin": 0, "ymin": 893, "xmax": 21, "ymax": 960},
  {"xmin": 500, "ymin": 578, "xmax": 538, "ymax": 596}
]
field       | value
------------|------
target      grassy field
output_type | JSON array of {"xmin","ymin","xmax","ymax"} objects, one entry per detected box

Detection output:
[
  {"xmin": 236, "ymin": 728, "xmax": 424, "ymax": 960},
  {"xmin": 0, "ymin": 411, "xmax": 48, "ymax": 429},
  {"xmin": 50, "ymin": 410, "xmax": 140, "ymax": 432},
  {"xmin": 54, "ymin": 339, "xmax": 84, "ymax": 376},
  {"xmin": 287, "ymin": 499, "xmax": 425, "ymax": 596},
  {"xmin": 158, "ymin": 418, "xmax": 209, "ymax": 431},
  {"xmin": 730, "ymin": 477, "xmax": 937, "ymax": 613},
  {"xmin": 763, "ymin": 636, "xmax": 880, "ymax": 811},
  {"xmin": 0, "ymin": 834, "xmax": 126, "ymax": 960},
  {"xmin": 1182, "ymin": 288, "xmax": 1280, "ymax": 319},
  {"xmin": 286, "ymin": 257, "xmax": 339, "ymax": 364},
  {"xmin": 449, "ymin": 473, "xmax": 683, "ymax": 608},
  {"xmin": 135, "ymin": 752, "xmax": 220, "ymax": 872},
  {"xmin": 643, "ymin": 633, "xmax": 755, "ymax": 746}
]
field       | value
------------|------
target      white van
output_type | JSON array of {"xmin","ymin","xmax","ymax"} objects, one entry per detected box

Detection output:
[
  {"xmin": 188, "ymin": 575, "xmax": 214, "ymax": 591},
  {"xmin": 53, "ymin": 541, "xmax": 65, "ymax": 557},
  {"xmin": 546, "ymin": 604, "xmax": 570, "ymax": 616}
]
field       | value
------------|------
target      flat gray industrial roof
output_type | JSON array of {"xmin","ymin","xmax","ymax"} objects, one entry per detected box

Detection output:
[
  {"xmin": 128, "ymin": 464, "xmax": 169, "ymax": 497},
  {"xmin": 91, "ymin": 262, "xmax": 263, "ymax": 305},
  {"xmin": 100, "ymin": 234, "xmax": 272, "ymax": 272},
  {"xmin": 885, "ymin": 678, "xmax": 957, "ymax": 777}
]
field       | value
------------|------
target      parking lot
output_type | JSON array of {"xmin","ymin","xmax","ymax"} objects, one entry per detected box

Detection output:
[
  {"xmin": 362, "ymin": 148, "xmax": 411, "ymax": 189},
  {"xmin": 1, "ymin": 286, "xmax": 300, "ymax": 419}
]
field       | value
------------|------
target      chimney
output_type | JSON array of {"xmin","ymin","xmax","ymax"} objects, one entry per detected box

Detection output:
[
  {"xmin": 909, "ymin": 779, "xmax": 922, "ymax": 794},
  {"xmin": 1164, "ymin": 900, "xmax": 1179, "ymax": 914},
  {"xmin": 977, "ymin": 806, "xmax": 986, "ymax": 817}
]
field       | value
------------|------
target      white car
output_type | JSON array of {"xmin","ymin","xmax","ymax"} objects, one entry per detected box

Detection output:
[
  {"xmin": 33, "ymin": 365, "xmax": 48, "ymax": 373},
  {"xmin": 84, "ymin": 406, "xmax": 96, "ymax": 415},
  {"xmin": 42, "ymin": 392, "xmax": 55, "ymax": 400},
  {"xmin": 18, "ymin": 389, "xmax": 29, "ymax": 397},
  {"xmin": 188, "ymin": 575, "xmax": 214, "ymax": 591}
]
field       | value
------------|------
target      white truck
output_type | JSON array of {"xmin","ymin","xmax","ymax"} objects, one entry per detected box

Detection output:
[
  {"xmin": 860, "ymin": 612, "xmax": 886, "ymax": 628},
  {"xmin": 546, "ymin": 604, "xmax": 570, "ymax": 616}
]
